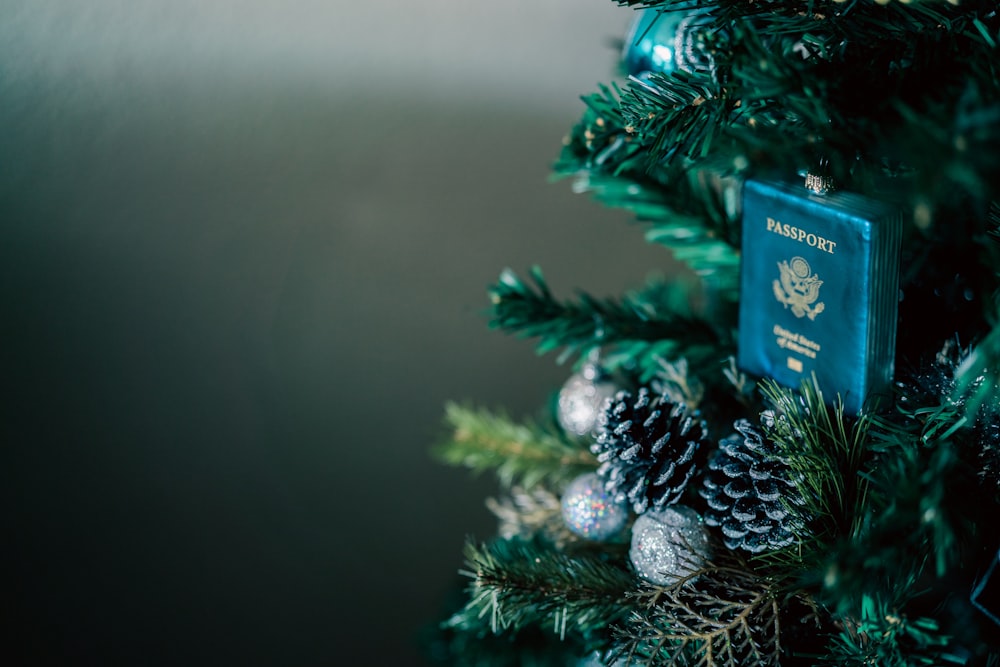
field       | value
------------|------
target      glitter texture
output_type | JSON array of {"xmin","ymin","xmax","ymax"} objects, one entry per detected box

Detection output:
[
  {"xmin": 576, "ymin": 650, "xmax": 628, "ymax": 667},
  {"xmin": 557, "ymin": 366, "xmax": 618, "ymax": 438},
  {"xmin": 560, "ymin": 472, "xmax": 629, "ymax": 541},
  {"xmin": 629, "ymin": 505, "xmax": 710, "ymax": 586},
  {"xmin": 592, "ymin": 388, "xmax": 708, "ymax": 514}
]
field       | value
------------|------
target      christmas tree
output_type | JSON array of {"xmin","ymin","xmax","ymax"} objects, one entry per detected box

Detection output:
[{"xmin": 430, "ymin": 1, "xmax": 1000, "ymax": 665}]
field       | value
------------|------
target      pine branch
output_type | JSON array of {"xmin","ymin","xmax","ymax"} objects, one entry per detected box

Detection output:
[
  {"xmin": 567, "ymin": 1, "xmax": 1000, "ymax": 321},
  {"xmin": 445, "ymin": 538, "xmax": 636, "ymax": 641},
  {"xmin": 854, "ymin": 431, "xmax": 969, "ymax": 579},
  {"xmin": 954, "ymin": 326, "xmax": 1000, "ymax": 421},
  {"xmin": 488, "ymin": 266, "xmax": 730, "ymax": 368},
  {"xmin": 759, "ymin": 377, "xmax": 874, "ymax": 547},
  {"xmin": 607, "ymin": 0, "xmax": 1000, "ymax": 210},
  {"xmin": 554, "ymin": 77, "xmax": 744, "ymax": 300},
  {"xmin": 724, "ymin": 1, "xmax": 1000, "ymax": 203},
  {"xmin": 950, "ymin": 204, "xmax": 1000, "ymax": 415},
  {"xmin": 819, "ymin": 594, "xmax": 962, "ymax": 667},
  {"xmin": 610, "ymin": 561, "xmax": 795, "ymax": 667},
  {"xmin": 613, "ymin": 69, "xmax": 734, "ymax": 172},
  {"xmin": 434, "ymin": 403, "xmax": 596, "ymax": 490},
  {"xmin": 552, "ymin": 169, "xmax": 742, "ymax": 301},
  {"xmin": 486, "ymin": 485, "xmax": 579, "ymax": 548},
  {"xmin": 645, "ymin": 219, "xmax": 741, "ymax": 300},
  {"xmin": 854, "ymin": 347, "xmax": 992, "ymax": 583},
  {"xmin": 778, "ymin": 362, "xmax": 987, "ymax": 621}
]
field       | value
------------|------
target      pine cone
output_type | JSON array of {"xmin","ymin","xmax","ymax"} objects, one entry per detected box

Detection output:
[
  {"xmin": 700, "ymin": 419, "xmax": 807, "ymax": 554},
  {"xmin": 593, "ymin": 388, "xmax": 708, "ymax": 515}
]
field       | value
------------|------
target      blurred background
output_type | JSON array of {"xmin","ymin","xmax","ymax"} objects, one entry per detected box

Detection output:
[{"xmin": 1, "ymin": 1, "xmax": 671, "ymax": 664}]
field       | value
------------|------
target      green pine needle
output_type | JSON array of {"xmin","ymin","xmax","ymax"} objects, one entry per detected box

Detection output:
[
  {"xmin": 819, "ymin": 593, "xmax": 962, "ymax": 667},
  {"xmin": 953, "ymin": 330, "xmax": 1000, "ymax": 420},
  {"xmin": 433, "ymin": 0, "xmax": 1000, "ymax": 663},
  {"xmin": 445, "ymin": 537, "xmax": 636, "ymax": 641},
  {"xmin": 552, "ymin": 170, "xmax": 742, "ymax": 301},
  {"xmin": 434, "ymin": 403, "xmax": 596, "ymax": 490},
  {"xmin": 611, "ymin": 563, "xmax": 791, "ymax": 667},
  {"xmin": 759, "ymin": 376, "xmax": 874, "ymax": 546},
  {"xmin": 488, "ymin": 266, "xmax": 729, "ymax": 368}
]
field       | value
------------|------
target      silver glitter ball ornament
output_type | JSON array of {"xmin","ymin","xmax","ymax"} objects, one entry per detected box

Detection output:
[
  {"xmin": 629, "ymin": 505, "xmax": 711, "ymax": 586},
  {"xmin": 576, "ymin": 650, "xmax": 628, "ymax": 667},
  {"xmin": 561, "ymin": 473, "xmax": 629, "ymax": 541},
  {"xmin": 557, "ymin": 364, "xmax": 619, "ymax": 438}
]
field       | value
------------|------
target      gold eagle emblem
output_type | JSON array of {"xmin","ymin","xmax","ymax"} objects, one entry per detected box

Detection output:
[{"xmin": 773, "ymin": 256, "xmax": 825, "ymax": 320}]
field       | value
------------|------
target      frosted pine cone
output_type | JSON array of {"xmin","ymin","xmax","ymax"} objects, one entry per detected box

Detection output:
[
  {"xmin": 700, "ymin": 419, "xmax": 807, "ymax": 553},
  {"xmin": 593, "ymin": 388, "xmax": 708, "ymax": 515}
]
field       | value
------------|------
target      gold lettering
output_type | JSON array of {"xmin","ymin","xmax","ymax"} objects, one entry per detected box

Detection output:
[
  {"xmin": 773, "ymin": 323, "xmax": 821, "ymax": 359},
  {"xmin": 764, "ymin": 217, "xmax": 836, "ymax": 254}
]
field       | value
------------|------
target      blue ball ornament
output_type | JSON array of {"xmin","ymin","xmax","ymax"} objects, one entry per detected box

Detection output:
[
  {"xmin": 622, "ymin": 6, "xmax": 716, "ymax": 79},
  {"xmin": 561, "ymin": 473, "xmax": 629, "ymax": 541}
]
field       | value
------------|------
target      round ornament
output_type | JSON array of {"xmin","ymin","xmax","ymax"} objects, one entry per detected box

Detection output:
[
  {"xmin": 576, "ymin": 651, "xmax": 627, "ymax": 667},
  {"xmin": 629, "ymin": 505, "xmax": 711, "ymax": 586},
  {"xmin": 622, "ymin": 6, "xmax": 716, "ymax": 79},
  {"xmin": 561, "ymin": 472, "xmax": 629, "ymax": 541},
  {"xmin": 557, "ymin": 364, "xmax": 619, "ymax": 438}
]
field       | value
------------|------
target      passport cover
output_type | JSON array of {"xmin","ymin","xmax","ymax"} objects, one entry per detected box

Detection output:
[{"xmin": 737, "ymin": 179, "xmax": 903, "ymax": 414}]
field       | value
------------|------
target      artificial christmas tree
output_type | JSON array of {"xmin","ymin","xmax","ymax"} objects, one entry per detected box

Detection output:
[{"xmin": 432, "ymin": 1, "xmax": 1000, "ymax": 664}]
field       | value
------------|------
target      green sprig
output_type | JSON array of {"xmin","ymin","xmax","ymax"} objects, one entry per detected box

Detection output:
[
  {"xmin": 820, "ymin": 594, "xmax": 962, "ymax": 667},
  {"xmin": 611, "ymin": 563, "xmax": 789, "ymax": 667},
  {"xmin": 488, "ymin": 266, "xmax": 729, "ymax": 368},
  {"xmin": 445, "ymin": 538, "xmax": 636, "ymax": 641},
  {"xmin": 759, "ymin": 377, "xmax": 873, "ymax": 546},
  {"xmin": 434, "ymin": 403, "xmax": 596, "ymax": 490}
]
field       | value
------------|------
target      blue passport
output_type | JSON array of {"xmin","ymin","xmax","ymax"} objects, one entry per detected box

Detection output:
[{"xmin": 738, "ymin": 180, "xmax": 903, "ymax": 414}]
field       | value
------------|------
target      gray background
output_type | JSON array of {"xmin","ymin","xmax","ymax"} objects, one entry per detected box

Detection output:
[{"xmin": 1, "ymin": 1, "xmax": 671, "ymax": 663}]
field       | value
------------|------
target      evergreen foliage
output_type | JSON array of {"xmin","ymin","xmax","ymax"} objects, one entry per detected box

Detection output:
[
  {"xmin": 445, "ymin": 538, "xmax": 636, "ymax": 642},
  {"xmin": 489, "ymin": 266, "xmax": 729, "ymax": 370},
  {"xmin": 610, "ymin": 562, "xmax": 791, "ymax": 667},
  {"xmin": 431, "ymin": 0, "xmax": 1000, "ymax": 664},
  {"xmin": 435, "ymin": 403, "xmax": 596, "ymax": 489},
  {"xmin": 486, "ymin": 486, "xmax": 580, "ymax": 548}
]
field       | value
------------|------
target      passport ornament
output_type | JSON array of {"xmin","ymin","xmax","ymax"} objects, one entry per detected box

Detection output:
[{"xmin": 737, "ymin": 178, "xmax": 903, "ymax": 414}]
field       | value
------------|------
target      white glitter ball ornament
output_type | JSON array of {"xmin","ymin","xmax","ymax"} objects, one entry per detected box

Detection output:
[
  {"xmin": 557, "ymin": 364, "xmax": 619, "ymax": 438},
  {"xmin": 576, "ymin": 650, "xmax": 628, "ymax": 667},
  {"xmin": 561, "ymin": 473, "xmax": 629, "ymax": 541},
  {"xmin": 629, "ymin": 505, "xmax": 711, "ymax": 586}
]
